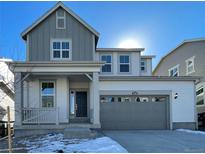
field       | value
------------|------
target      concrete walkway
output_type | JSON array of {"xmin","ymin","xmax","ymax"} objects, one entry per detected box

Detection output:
[{"xmin": 103, "ymin": 130, "xmax": 205, "ymax": 153}]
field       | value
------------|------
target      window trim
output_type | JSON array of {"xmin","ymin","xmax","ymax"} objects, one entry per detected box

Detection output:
[
  {"xmin": 40, "ymin": 80, "xmax": 56, "ymax": 108},
  {"xmin": 186, "ymin": 56, "xmax": 195, "ymax": 75},
  {"xmin": 56, "ymin": 10, "xmax": 66, "ymax": 29},
  {"xmin": 100, "ymin": 54, "xmax": 113, "ymax": 74},
  {"xmin": 50, "ymin": 38, "xmax": 72, "ymax": 60},
  {"xmin": 118, "ymin": 54, "xmax": 131, "ymax": 74},
  {"xmin": 196, "ymin": 86, "xmax": 204, "ymax": 97},
  {"xmin": 140, "ymin": 59, "xmax": 147, "ymax": 72},
  {"xmin": 168, "ymin": 64, "xmax": 179, "ymax": 76}
]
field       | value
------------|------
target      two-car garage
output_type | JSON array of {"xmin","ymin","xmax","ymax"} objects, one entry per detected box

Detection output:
[
  {"xmin": 100, "ymin": 95, "xmax": 170, "ymax": 130},
  {"xmin": 99, "ymin": 77, "xmax": 197, "ymax": 130}
]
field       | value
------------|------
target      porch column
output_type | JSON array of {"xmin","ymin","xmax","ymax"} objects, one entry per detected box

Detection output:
[
  {"xmin": 91, "ymin": 72, "xmax": 100, "ymax": 127},
  {"xmin": 14, "ymin": 72, "xmax": 23, "ymax": 128}
]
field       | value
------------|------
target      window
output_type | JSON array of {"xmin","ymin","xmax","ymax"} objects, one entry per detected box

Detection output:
[
  {"xmin": 51, "ymin": 40, "xmax": 71, "ymax": 60},
  {"xmin": 196, "ymin": 87, "xmax": 204, "ymax": 96},
  {"xmin": 197, "ymin": 100, "xmax": 204, "ymax": 105},
  {"xmin": 100, "ymin": 96, "xmax": 115, "ymax": 103},
  {"xmin": 135, "ymin": 97, "xmax": 149, "ymax": 102},
  {"xmin": 117, "ymin": 96, "xmax": 131, "ymax": 102},
  {"xmin": 141, "ymin": 59, "xmax": 147, "ymax": 71},
  {"xmin": 151, "ymin": 96, "xmax": 166, "ymax": 102},
  {"xmin": 169, "ymin": 65, "xmax": 179, "ymax": 77},
  {"xmin": 41, "ymin": 81, "xmax": 55, "ymax": 108},
  {"xmin": 101, "ymin": 55, "xmax": 112, "ymax": 73},
  {"xmin": 56, "ymin": 9, "xmax": 66, "ymax": 29},
  {"xmin": 119, "ymin": 55, "xmax": 130, "ymax": 73},
  {"xmin": 186, "ymin": 56, "xmax": 195, "ymax": 75}
]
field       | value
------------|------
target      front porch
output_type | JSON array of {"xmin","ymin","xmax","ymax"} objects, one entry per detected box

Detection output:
[{"xmin": 11, "ymin": 62, "xmax": 103, "ymax": 130}]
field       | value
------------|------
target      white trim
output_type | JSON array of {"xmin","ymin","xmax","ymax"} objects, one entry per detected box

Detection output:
[
  {"xmin": 118, "ymin": 54, "xmax": 131, "ymax": 74},
  {"xmin": 100, "ymin": 54, "xmax": 113, "ymax": 74},
  {"xmin": 21, "ymin": 2, "xmax": 99, "ymax": 39},
  {"xmin": 56, "ymin": 10, "xmax": 66, "ymax": 29},
  {"xmin": 50, "ymin": 38, "xmax": 72, "ymax": 61},
  {"xmin": 40, "ymin": 80, "xmax": 56, "ymax": 108},
  {"xmin": 196, "ymin": 86, "xmax": 204, "ymax": 97},
  {"xmin": 168, "ymin": 64, "xmax": 179, "ymax": 77},
  {"xmin": 185, "ymin": 56, "xmax": 195, "ymax": 75},
  {"xmin": 96, "ymin": 48, "xmax": 144, "ymax": 52},
  {"xmin": 153, "ymin": 38, "xmax": 205, "ymax": 74}
]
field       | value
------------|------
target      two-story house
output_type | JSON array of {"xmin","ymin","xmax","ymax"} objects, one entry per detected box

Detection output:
[
  {"xmin": 153, "ymin": 38, "xmax": 205, "ymax": 117},
  {"xmin": 9, "ymin": 2, "xmax": 199, "ymax": 137}
]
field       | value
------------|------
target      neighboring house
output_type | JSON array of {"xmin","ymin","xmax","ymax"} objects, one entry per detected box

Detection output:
[
  {"xmin": 0, "ymin": 58, "xmax": 14, "ymax": 123},
  {"xmin": 9, "ymin": 2, "xmax": 199, "ymax": 136},
  {"xmin": 153, "ymin": 38, "xmax": 205, "ymax": 115}
]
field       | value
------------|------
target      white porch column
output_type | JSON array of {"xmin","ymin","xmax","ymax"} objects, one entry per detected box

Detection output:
[
  {"xmin": 90, "ymin": 72, "xmax": 100, "ymax": 127},
  {"xmin": 14, "ymin": 72, "xmax": 23, "ymax": 128}
]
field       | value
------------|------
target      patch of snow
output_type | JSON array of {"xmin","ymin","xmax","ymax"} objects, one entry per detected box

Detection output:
[
  {"xmin": 18, "ymin": 133, "xmax": 127, "ymax": 153},
  {"xmin": 65, "ymin": 137, "xmax": 127, "ymax": 153},
  {"xmin": 176, "ymin": 129, "xmax": 205, "ymax": 135}
]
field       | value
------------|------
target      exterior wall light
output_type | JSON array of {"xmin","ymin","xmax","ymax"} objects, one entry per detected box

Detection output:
[{"xmin": 174, "ymin": 93, "xmax": 178, "ymax": 99}]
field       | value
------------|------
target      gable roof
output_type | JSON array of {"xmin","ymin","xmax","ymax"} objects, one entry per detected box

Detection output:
[
  {"xmin": 153, "ymin": 37, "xmax": 205, "ymax": 74},
  {"xmin": 21, "ymin": 2, "xmax": 100, "ymax": 40}
]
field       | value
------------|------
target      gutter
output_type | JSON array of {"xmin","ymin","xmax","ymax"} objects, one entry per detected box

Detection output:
[{"xmin": 99, "ymin": 76, "xmax": 201, "ymax": 82}]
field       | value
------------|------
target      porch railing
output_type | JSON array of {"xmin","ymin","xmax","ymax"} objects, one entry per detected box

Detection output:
[{"xmin": 22, "ymin": 108, "xmax": 59, "ymax": 125}]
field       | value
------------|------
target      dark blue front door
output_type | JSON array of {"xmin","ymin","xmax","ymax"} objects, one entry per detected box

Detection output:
[{"xmin": 76, "ymin": 92, "xmax": 87, "ymax": 117}]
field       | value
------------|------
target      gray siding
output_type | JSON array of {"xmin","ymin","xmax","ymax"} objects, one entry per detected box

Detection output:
[
  {"xmin": 154, "ymin": 41, "xmax": 205, "ymax": 81},
  {"xmin": 28, "ymin": 8, "xmax": 94, "ymax": 61}
]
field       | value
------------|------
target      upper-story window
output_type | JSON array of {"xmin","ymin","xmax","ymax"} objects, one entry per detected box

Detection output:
[
  {"xmin": 101, "ymin": 55, "xmax": 112, "ymax": 73},
  {"xmin": 186, "ymin": 56, "xmax": 195, "ymax": 75},
  {"xmin": 56, "ymin": 9, "xmax": 66, "ymax": 29},
  {"xmin": 119, "ymin": 55, "xmax": 130, "ymax": 73},
  {"xmin": 169, "ymin": 65, "xmax": 179, "ymax": 76},
  {"xmin": 51, "ymin": 39, "xmax": 71, "ymax": 60},
  {"xmin": 141, "ymin": 59, "xmax": 147, "ymax": 71}
]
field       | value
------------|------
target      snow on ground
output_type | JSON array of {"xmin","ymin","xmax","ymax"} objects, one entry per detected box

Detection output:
[
  {"xmin": 176, "ymin": 129, "xmax": 205, "ymax": 135},
  {"xmin": 18, "ymin": 133, "xmax": 127, "ymax": 153}
]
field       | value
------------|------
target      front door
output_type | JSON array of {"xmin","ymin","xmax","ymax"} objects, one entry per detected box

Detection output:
[{"xmin": 75, "ymin": 91, "xmax": 87, "ymax": 117}]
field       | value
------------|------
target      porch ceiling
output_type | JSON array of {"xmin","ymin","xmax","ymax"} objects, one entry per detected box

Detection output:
[{"xmin": 24, "ymin": 73, "xmax": 93, "ymax": 81}]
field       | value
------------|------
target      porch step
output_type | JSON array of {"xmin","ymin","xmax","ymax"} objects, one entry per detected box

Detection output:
[{"xmin": 63, "ymin": 127, "xmax": 96, "ymax": 139}]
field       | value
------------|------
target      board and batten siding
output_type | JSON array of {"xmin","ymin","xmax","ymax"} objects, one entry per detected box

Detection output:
[{"xmin": 28, "ymin": 8, "xmax": 94, "ymax": 61}]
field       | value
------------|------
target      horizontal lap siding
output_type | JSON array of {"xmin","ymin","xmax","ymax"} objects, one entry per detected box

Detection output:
[{"xmin": 29, "ymin": 8, "xmax": 94, "ymax": 61}]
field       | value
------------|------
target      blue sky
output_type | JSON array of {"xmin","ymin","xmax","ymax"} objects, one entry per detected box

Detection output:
[{"xmin": 1, "ymin": 1, "xmax": 205, "ymax": 68}]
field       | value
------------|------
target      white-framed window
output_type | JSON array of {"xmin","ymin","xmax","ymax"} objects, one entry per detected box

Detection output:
[
  {"xmin": 51, "ymin": 39, "xmax": 71, "ymax": 60},
  {"xmin": 101, "ymin": 55, "xmax": 112, "ymax": 73},
  {"xmin": 41, "ymin": 81, "xmax": 55, "ymax": 108},
  {"xmin": 186, "ymin": 56, "xmax": 195, "ymax": 75},
  {"xmin": 119, "ymin": 55, "xmax": 130, "ymax": 73},
  {"xmin": 169, "ymin": 65, "xmax": 179, "ymax": 77},
  {"xmin": 140, "ymin": 59, "xmax": 147, "ymax": 71},
  {"xmin": 196, "ymin": 87, "xmax": 204, "ymax": 96},
  {"xmin": 56, "ymin": 9, "xmax": 66, "ymax": 29}
]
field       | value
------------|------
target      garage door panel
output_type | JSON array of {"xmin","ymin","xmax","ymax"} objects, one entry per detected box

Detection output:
[{"xmin": 100, "ymin": 96, "xmax": 169, "ymax": 130}]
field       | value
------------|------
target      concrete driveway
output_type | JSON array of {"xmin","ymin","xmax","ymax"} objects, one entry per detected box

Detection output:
[{"xmin": 103, "ymin": 130, "xmax": 205, "ymax": 153}]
